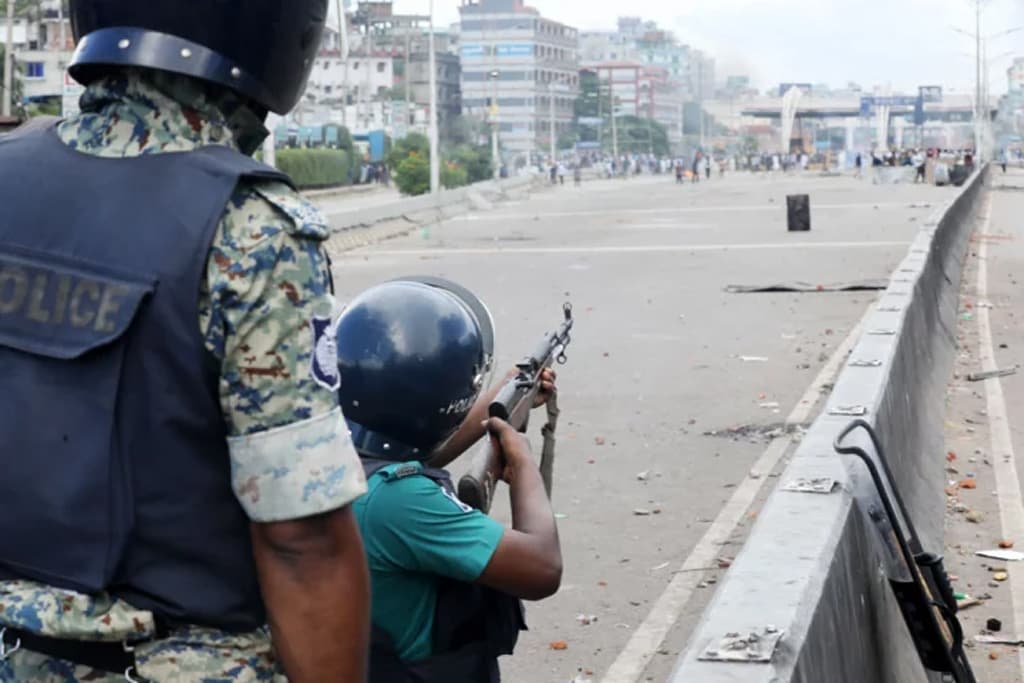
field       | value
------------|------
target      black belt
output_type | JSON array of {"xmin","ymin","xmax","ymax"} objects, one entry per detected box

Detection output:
[{"xmin": 0, "ymin": 625, "xmax": 167, "ymax": 678}]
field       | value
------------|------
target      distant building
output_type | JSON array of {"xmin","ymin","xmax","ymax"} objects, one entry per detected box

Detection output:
[
  {"xmin": 2, "ymin": 2, "xmax": 73, "ymax": 106},
  {"xmin": 458, "ymin": 0, "xmax": 580, "ymax": 161},
  {"xmin": 301, "ymin": 4, "xmax": 462, "ymax": 137},
  {"xmin": 589, "ymin": 62, "xmax": 684, "ymax": 150}
]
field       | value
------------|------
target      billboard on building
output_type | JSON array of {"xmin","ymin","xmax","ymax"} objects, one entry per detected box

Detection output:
[
  {"xmin": 919, "ymin": 85, "xmax": 942, "ymax": 103},
  {"xmin": 62, "ymin": 70, "xmax": 85, "ymax": 119},
  {"xmin": 778, "ymin": 82, "xmax": 812, "ymax": 97},
  {"xmin": 495, "ymin": 44, "xmax": 533, "ymax": 57}
]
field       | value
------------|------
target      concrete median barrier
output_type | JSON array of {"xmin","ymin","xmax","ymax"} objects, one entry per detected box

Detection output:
[
  {"xmin": 668, "ymin": 166, "xmax": 990, "ymax": 683},
  {"xmin": 323, "ymin": 174, "xmax": 545, "ymax": 233}
]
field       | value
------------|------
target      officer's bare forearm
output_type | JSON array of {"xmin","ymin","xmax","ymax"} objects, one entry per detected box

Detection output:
[
  {"xmin": 506, "ymin": 459, "xmax": 562, "ymax": 597},
  {"xmin": 251, "ymin": 507, "xmax": 370, "ymax": 683}
]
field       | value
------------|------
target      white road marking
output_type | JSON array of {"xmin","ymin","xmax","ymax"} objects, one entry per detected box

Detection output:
[
  {"xmin": 341, "ymin": 240, "xmax": 908, "ymax": 258},
  {"xmin": 447, "ymin": 201, "xmax": 923, "ymax": 221},
  {"xmin": 618, "ymin": 223, "xmax": 714, "ymax": 230},
  {"xmin": 974, "ymin": 192, "xmax": 1024, "ymax": 680},
  {"xmin": 598, "ymin": 299, "xmax": 875, "ymax": 683}
]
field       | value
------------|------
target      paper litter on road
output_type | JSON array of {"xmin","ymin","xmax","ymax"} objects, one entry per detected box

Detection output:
[
  {"xmin": 976, "ymin": 549, "xmax": 1024, "ymax": 562},
  {"xmin": 740, "ymin": 356, "xmax": 769, "ymax": 362}
]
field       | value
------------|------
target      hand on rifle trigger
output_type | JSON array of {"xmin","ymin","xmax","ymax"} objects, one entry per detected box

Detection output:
[
  {"xmin": 533, "ymin": 367, "xmax": 557, "ymax": 408},
  {"xmin": 486, "ymin": 417, "xmax": 535, "ymax": 484}
]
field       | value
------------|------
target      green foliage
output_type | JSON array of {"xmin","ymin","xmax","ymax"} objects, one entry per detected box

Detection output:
[
  {"xmin": 25, "ymin": 99, "xmax": 60, "ymax": 118},
  {"xmin": 448, "ymin": 144, "xmax": 492, "ymax": 183},
  {"xmin": 394, "ymin": 153, "xmax": 430, "ymax": 196},
  {"xmin": 275, "ymin": 148, "xmax": 356, "ymax": 189},
  {"xmin": 387, "ymin": 132, "xmax": 430, "ymax": 170},
  {"xmin": 601, "ymin": 116, "xmax": 671, "ymax": 157},
  {"xmin": 441, "ymin": 163, "xmax": 468, "ymax": 189}
]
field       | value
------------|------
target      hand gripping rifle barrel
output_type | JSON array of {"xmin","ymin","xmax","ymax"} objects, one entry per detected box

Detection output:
[{"xmin": 457, "ymin": 303, "xmax": 573, "ymax": 513}]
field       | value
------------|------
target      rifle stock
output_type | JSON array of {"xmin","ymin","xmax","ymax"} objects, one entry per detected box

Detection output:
[{"xmin": 458, "ymin": 441, "xmax": 502, "ymax": 512}]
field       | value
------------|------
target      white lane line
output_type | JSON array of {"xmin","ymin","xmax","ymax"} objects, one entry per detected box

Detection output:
[
  {"xmin": 974, "ymin": 191, "xmax": 1024, "ymax": 680},
  {"xmin": 342, "ymin": 241, "xmax": 908, "ymax": 258},
  {"xmin": 447, "ymin": 201, "xmax": 924, "ymax": 221},
  {"xmin": 598, "ymin": 299, "xmax": 875, "ymax": 683}
]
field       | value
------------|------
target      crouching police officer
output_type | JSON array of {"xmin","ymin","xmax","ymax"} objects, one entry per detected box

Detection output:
[
  {"xmin": 0, "ymin": 2, "xmax": 371, "ymax": 681},
  {"xmin": 335, "ymin": 278, "xmax": 563, "ymax": 682}
]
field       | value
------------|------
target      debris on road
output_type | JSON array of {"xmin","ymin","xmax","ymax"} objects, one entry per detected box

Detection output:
[
  {"xmin": 976, "ymin": 549, "xmax": 1024, "ymax": 562},
  {"xmin": 549, "ymin": 640, "xmax": 569, "ymax": 651},
  {"xmin": 594, "ymin": 436, "xmax": 606, "ymax": 446},
  {"xmin": 967, "ymin": 367, "xmax": 1018, "ymax": 382},
  {"xmin": 1001, "ymin": 540, "xmax": 1016, "ymax": 549},
  {"xmin": 975, "ymin": 635, "xmax": 1024, "ymax": 646},
  {"xmin": 724, "ymin": 280, "xmax": 887, "ymax": 294},
  {"xmin": 987, "ymin": 618, "xmax": 1003, "ymax": 632},
  {"xmin": 740, "ymin": 355, "xmax": 769, "ymax": 363},
  {"xmin": 966, "ymin": 510, "xmax": 985, "ymax": 524},
  {"xmin": 958, "ymin": 596, "xmax": 982, "ymax": 610},
  {"xmin": 993, "ymin": 571, "xmax": 1009, "ymax": 582},
  {"xmin": 636, "ymin": 470, "xmax": 650, "ymax": 481},
  {"xmin": 633, "ymin": 508, "xmax": 652, "ymax": 516},
  {"xmin": 717, "ymin": 557, "xmax": 734, "ymax": 569},
  {"xmin": 651, "ymin": 561, "xmax": 670, "ymax": 572},
  {"xmin": 575, "ymin": 614, "xmax": 598, "ymax": 626},
  {"xmin": 960, "ymin": 478, "xmax": 977, "ymax": 489}
]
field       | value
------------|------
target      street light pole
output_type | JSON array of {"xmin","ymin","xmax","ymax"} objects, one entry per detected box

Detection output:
[
  {"xmin": 488, "ymin": 69, "xmax": 500, "ymax": 179},
  {"xmin": 336, "ymin": 0, "xmax": 348, "ymax": 128},
  {"xmin": 976, "ymin": 0, "xmax": 982, "ymax": 158},
  {"xmin": 548, "ymin": 82, "xmax": 555, "ymax": 161},
  {"xmin": 3, "ymin": 0, "xmax": 14, "ymax": 118},
  {"xmin": 611, "ymin": 95, "xmax": 619, "ymax": 171},
  {"xmin": 427, "ymin": 0, "xmax": 439, "ymax": 195}
]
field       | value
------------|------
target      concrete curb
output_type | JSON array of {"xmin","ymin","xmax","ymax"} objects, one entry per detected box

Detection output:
[{"xmin": 668, "ymin": 167, "xmax": 990, "ymax": 683}]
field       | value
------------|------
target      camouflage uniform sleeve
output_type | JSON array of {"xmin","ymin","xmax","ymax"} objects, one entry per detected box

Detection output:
[{"xmin": 200, "ymin": 181, "xmax": 366, "ymax": 523}]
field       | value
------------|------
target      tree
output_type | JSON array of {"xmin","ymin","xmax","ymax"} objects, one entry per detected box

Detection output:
[
  {"xmin": 448, "ymin": 144, "xmax": 492, "ymax": 183},
  {"xmin": 387, "ymin": 132, "xmax": 429, "ymax": 170},
  {"xmin": 601, "ymin": 116, "xmax": 670, "ymax": 157},
  {"xmin": 442, "ymin": 114, "xmax": 486, "ymax": 149},
  {"xmin": 394, "ymin": 153, "xmax": 429, "ymax": 196},
  {"xmin": 440, "ymin": 162, "xmax": 468, "ymax": 189},
  {"xmin": 570, "ymin": 69, "xmax": 611, "ymax": 149}
]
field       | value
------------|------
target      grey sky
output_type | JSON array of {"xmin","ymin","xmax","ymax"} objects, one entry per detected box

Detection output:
[{"xmin": 348, "ymin": 0, "xmax": 1024, "ymax": 94}]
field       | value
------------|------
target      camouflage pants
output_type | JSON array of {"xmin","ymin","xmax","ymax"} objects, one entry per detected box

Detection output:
[
  {"xmin": 0, "ymin": 581, "xmax": 285, "ymax": 682},
  {"xmin": 0, "ymin": 626, "xmax": 287, "ymax": 682}
]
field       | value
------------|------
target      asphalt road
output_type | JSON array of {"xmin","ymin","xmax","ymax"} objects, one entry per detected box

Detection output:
[
  {"xmin": 942, "ymin": 169, "xmax": 1024, "ymax": 683},
  {"xmin": 326, "ymin": 170, "xmax": 952, "ymax": 683}
]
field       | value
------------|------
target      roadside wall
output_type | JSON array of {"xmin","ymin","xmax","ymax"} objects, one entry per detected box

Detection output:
[{"xmin": 669, "ymin": 167, "xmax": 989, "ymax": 682}]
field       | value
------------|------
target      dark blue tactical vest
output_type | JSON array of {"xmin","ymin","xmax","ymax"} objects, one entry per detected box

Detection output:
[
  {"xmin": 0, "ymin": 127, "xmax": 290, "ymax": 632},
  {"xmin": 361, "ymin": 459, "xmax": 526, "ymax": 682}
]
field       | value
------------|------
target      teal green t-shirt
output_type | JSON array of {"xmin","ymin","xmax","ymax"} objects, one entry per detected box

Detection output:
[{"xmin": 353, "ymin": 463, "xmax": 505, "ymax": 662}]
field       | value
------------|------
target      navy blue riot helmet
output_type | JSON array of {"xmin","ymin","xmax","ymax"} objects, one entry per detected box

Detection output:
[
  {"xmin": 68, "ymin": 0, "xmax": 328, "ymax": 114},
  {"xmin": 337, "ymin": 277, "xmax": 496, "ymax": 462}
]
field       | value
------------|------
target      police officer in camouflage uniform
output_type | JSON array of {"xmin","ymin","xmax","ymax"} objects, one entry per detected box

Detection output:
[{"xmin": 0, "ymin": 2, "xmax": 370, "ymax": 681}]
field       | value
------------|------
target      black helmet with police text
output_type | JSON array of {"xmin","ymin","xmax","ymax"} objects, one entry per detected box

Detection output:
[
  {"xmin": 68, "ymin": 0, "xmax": 328, "ymax": 114},
  {"xmin": 336, "ymin": 277, "xmax": 496, "ymax": 462}
]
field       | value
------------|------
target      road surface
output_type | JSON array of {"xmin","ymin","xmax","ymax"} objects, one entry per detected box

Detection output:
[{"xmin": 328, "ymin": 170, "xmax": 949, "ymax": 683}]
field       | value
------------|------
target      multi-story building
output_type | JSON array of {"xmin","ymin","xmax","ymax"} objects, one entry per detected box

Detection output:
[
  {"xmin": 304, "ymin": 4, "xmax": 461, "ymax": 137},
  {"xmin": 589, "ymin": 62, "xmax": 683, "ymax": 150},
  {"xmin": 458, "ymin": 0, "xmax": 580, "ymax": 162},
  {"xmin": 2, "ymin": 1, "xmax": 73, "ymax": 107}
]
